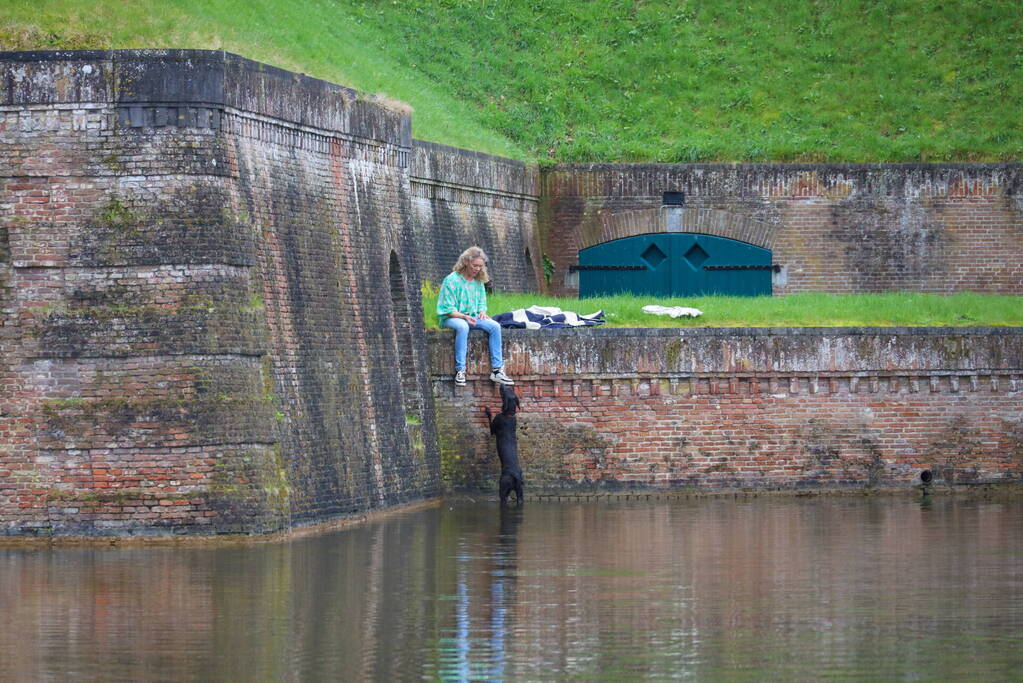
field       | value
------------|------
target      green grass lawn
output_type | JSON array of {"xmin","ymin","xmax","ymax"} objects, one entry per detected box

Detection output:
[
  {"xmin": 421, "ymin": 291, "xmax": 1023, "ymax": 329},
  {"xmin": 3, "ymin": 0, "xmax": 1020, "ymax": 163}
]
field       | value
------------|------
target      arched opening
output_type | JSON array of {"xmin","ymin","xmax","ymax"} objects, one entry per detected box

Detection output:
[
  {"xmin": 524, "ymin": 247, "xmax": 537, "ymax": 288},
  {"xmin": 388, "ymin": 251, "xmax": 422, "ymax": 416}
]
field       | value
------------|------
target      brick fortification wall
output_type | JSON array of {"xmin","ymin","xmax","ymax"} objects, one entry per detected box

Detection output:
[
  {"xmin": 410, "ymin": 140, "xmax": 540, "ymax": 294},
  {"xmin": 430, "ymin": 328, "xmax": 1023, "ymax": 491},
  {"xmin": 3, "ymin": 50, "xmax": 1022, "ymax": 535},
  {"xmin": 540, "ymin": 164, "xmax": 1023, "ymax": 296},
  {"xmin": 0, "ymin": 50, "xmax": 442, "ymax": 535}
]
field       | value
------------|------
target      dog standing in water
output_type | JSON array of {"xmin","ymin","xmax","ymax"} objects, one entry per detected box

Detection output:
[{"xmin": 486, "ymin": 384, "xmax": 524, "ymax": 505}]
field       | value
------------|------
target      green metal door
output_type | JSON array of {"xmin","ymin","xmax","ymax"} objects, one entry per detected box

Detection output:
[{"xmin": 578, "ymin": 233, "xmax": 772, "ymax": 297}]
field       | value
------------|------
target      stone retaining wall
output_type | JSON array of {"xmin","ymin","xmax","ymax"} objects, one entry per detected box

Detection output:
[{"xmin": 429, "ymin": 327, "xmax": 1023, "ymax": 491}]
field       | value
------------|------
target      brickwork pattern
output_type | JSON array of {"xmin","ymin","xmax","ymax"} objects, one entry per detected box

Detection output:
[
  {"xmin": 233, "ymin": 110, "xmax": 444, "ymax": 524},
  {"xmin": 0, "ymin": 50, "xmax": 440, "ymax": 536},
  {"xmin": 590, "ymin": 207, "xmax": 774, "ymax": 250},
  {"xmin": 4, "ymin": 50, "xmax": 1022, "ymax": 535},
  {"xmin": 411, "ymin": 140, "xmax": 541, "ymax": 295},
  {"xmin": 429, "ymin": 328, "xmax": 1023, "ymax": 492},
  {"xmin": 541, "ymin": 164, "xmax": 1023, "ymax": 296}
]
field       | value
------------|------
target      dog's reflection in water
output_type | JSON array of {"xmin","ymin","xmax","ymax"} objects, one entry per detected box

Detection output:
[{"xmin": 485, "ymin": 384, "xmax": 524, "ymax": 506}]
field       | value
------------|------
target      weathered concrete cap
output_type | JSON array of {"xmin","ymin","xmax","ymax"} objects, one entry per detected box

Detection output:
[{"xmin": 0, "ymin": 49, "xmax": 411, "ymax": 145}]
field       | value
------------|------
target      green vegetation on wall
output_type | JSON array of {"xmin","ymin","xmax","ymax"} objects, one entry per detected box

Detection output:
[{"xmin": 2, "ymin": 0, "xmax": 1021, "ymax": 163}]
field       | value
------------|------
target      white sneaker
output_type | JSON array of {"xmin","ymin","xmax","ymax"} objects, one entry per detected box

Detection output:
[
  {"xmin": 490, "ymin": 369, "xmax": 514, "ymax": 385},
  {"xmin": 454, "ymin": 370, "xmax": 466, "ymax": 386}
]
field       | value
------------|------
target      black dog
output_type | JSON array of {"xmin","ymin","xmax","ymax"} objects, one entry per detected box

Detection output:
[{"xmin": 485, "ymin": 384, "xmax": 524, "ymax": 506}]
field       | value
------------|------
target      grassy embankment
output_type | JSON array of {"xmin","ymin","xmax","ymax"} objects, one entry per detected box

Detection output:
[
  {"xmin": 2, "ymin": 0, "xmax": 1020, "ymax": 163},
  {"xmin": 421, "ymin": 289, "xmax": 1023, "ymax": 329}
]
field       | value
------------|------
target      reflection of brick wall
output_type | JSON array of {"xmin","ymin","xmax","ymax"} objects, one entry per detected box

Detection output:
[
  {"xmin": 0, "ymin": 50, "xmax": 441, "ymax": 536},
  {"xmin": 430, "ymin": 328, "xmax": 1023, "ymax": 492},
  {"xmin": 540, "ymin": 164, "xmax": 1023, "ymax": 296}
]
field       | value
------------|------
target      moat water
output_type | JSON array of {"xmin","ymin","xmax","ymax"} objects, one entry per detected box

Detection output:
[{"xmin": 1, "ymin": 495, "xmax": 1021, "ymax": 681}]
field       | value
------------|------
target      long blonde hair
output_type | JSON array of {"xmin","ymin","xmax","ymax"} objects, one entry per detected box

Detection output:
[{"xmin": 453, "ymin": 246, "xmax": 490, "ymax": 283}]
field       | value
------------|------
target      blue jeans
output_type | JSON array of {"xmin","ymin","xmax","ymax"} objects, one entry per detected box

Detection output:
[{"xmin": 442, "ymin": 317, "xmax": 504, "ymax": 372}]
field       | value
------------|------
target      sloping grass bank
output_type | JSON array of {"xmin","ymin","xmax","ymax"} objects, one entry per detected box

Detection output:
[
  {"xmin": 2, "ymin": 0, "xmax": 1020, "ymax": 163},
  {"xmin": 345, "ymin": 0, "xmax": 1023, "ymax": 163},
  {"xmin": 421, "ymin": 291, "xmax": 1023, "ymax": 329},
  {"xmin": 0, "ymin": 0, "xmax": 523, "ymax": 158}
]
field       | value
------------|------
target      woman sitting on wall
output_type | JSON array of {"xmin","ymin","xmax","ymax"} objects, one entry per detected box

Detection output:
[{"xmin": 437, "ymin": 246, "xmax": 515, "ymax": 387}]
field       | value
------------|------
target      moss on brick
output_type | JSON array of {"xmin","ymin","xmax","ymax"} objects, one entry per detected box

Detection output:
[
  {"xmin": 99, "ymin": 196, "xmax": 135, "ymax": 225},
  {"xmin": 100, "ymin": 153, "xmax": 127, "ymax": 174},
  {"xmin": 42, "ymin": 394, "xmax": 262, "ymax": 415},
  {"xmin": 40, "ymin": 394, "xmax": 277, "ymax": 448},
  {"xmin": 518, "ymin": 416, "xmax": 610, "ymax": 490},
  {"xmin": 664, "ymin": 338, "xmax": 684, "ymax": 370},
  {"xmin": 45, "ymin": 489, "xmax": 205, "ymax": 504},
  {"xmin": 935, "ymin": 337, "xmax": 971, "ymax": 363},
  {"xmin": 31, "ymin": 304, "xmax": 267, "ymax": 358},
  {"xmin": 436, "ymin": 408, "xmax": 483, "ymax": 490},
  {"xmin": 207, "ymin": 445, "xmax": 292, "ymax": 533},
  {"xmin": 0, "ymin": 225, "xmax": 10, "ymax": 264}
]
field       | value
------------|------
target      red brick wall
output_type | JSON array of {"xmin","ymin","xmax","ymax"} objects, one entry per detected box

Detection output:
[
  {"xmin": 429, "ymin": 328, "xmax": 1023, "ymax": 491},
  {"xmin": 411, "ymin": 140, "xmax": 541, "ymax": 293},
  {"xmin": 0, "ymin": 50, "xmax": 441, "ymax": 536},
  {"xmin": 540, "ymin": 164, "xmax": 1023, "ymax": 296},
  {"xmin": 3, "ymin": 50, "xmax": 1021, "ymax": 536}
]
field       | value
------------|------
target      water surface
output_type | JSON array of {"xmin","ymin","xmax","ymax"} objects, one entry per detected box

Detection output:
[{"xmin": 2, "ymin": 495, "xmax": 1021, "ymax": 680}]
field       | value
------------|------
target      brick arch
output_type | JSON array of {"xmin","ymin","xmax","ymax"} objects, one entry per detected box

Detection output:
[
  {"xmin": 388, "ymin": 250, "xmax": 422, "ymax": 417},
  {"xmin": 587, "ymin": 207, "xmax": 775, "ymax": 250}
]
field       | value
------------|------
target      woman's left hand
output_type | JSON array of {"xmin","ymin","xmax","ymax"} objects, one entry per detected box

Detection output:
[{"xmin": 478, "ymin": 312, "xmax": 490, "ymax": 320}]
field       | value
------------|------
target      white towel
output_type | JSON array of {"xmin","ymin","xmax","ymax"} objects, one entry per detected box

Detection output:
[{"xmin": 642, "ymin": 305, "xmax": 703, "ymax": 318}]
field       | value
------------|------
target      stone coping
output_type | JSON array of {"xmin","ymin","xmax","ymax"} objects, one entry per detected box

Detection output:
[
  {"xmin": 492, "ymin": 325, "xmax": 1023, "ymax": 338},
  {"xmin": 427, "ymin": 326, "xmax": 1023, "ymax": 377},
  {"xmin": 0, "ymin": 49, "xmax": 410, "ymax": 146},
  {"xmin": 547, "ymin": 161, "xmax": 1023, "ymax": 173},
  {"xmin": 430, "ymin": 326, "xmax": 1022, "ymax": 338}
]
